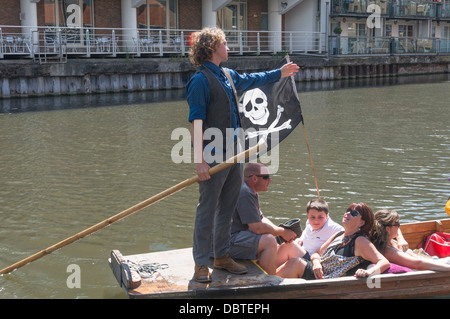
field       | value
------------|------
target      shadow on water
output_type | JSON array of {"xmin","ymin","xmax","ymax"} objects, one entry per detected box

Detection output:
[
  {"xmin": 0, "ymin": 89, "xmax": 186, "ymax": 113},
  {"xmin": 1, "ymin": 73, "xmax": 449, "ymax": 113}
]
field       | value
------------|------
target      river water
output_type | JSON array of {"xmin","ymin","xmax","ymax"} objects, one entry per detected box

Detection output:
[{"xmin": 0, "ymin": 75, "xmax": 449, "ymax": 299}]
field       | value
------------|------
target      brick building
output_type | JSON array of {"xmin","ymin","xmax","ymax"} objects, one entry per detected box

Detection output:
[
  {"xmin": 1, "ymin": 1, "xmax": 449, "ymax": 56},
  {"xmin": 1, "ymin": 0, "xmax": 283, "ymax": 33}
]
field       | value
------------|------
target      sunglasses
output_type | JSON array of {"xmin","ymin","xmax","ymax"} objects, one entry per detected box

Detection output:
[
  {"xmin": 346, "ymin": 209, "xmax": 360, "ymax": 217},
  {"xmin": 388, "ymin": 222, "xmax": 400, "ymax": 227},
  {"xmin": 247, "ymin": 174, "xmax": 271, "ymax": 180}
]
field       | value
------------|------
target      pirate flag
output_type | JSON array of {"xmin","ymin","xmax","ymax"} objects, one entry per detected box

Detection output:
[{"xmin": 238, "ymin": 56, "xmax": 303, "ymax": 158}]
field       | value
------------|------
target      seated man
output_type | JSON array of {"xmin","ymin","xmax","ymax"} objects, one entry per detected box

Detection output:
[{"xmin": 229, "ymin": 163, "xmax": 306, "ymax": 275}]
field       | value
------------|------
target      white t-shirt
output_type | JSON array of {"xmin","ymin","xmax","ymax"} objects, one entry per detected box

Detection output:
[{"xmin": 300, "ymin": 217, "xmax": 344, "ymax": 255}]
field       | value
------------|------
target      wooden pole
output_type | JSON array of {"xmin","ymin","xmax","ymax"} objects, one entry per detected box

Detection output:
[
  {"xmin": 302, "ymin": 124, "xmax": 320, "ymax": 198},
  {"xmin": 0, "ymin": 143, "xmax": 267, "ymax": 275}
]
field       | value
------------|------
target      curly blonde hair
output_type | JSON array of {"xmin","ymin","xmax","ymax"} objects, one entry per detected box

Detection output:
[{"xmin": 188, "ymin": 27, "xmax": 225, "ymax": 67}]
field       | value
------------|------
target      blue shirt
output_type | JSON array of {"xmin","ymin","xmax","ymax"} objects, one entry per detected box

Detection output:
[{"xmin": 186, "ymin": 61, "xmax": 281, "ymax": 130}]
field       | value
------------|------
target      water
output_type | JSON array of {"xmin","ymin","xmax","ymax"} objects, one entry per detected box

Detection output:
[{"xmin": 0, "ymin": 76, "xmax": 449, "ymax": 298}]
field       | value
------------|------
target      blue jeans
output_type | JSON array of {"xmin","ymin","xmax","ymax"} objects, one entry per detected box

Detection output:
[{"xmin": 192, "ymin": 162, "xmax": 243, "ymax": 266}]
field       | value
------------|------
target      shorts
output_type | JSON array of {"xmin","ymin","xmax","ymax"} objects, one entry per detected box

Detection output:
[
  {"xmin": 229, "ymin": 230, "xmax": 262, "ymax": 260},
  {"xmin": 302, "ymin": 260, "xmax": 316, "ymax": 280}
]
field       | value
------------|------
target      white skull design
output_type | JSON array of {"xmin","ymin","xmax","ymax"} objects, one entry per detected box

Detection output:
[{"xmin": 240, "ymin": 88, "xmax": 270, "ymax": 125}]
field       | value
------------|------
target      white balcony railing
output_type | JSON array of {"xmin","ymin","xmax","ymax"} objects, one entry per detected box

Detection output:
[
  {"xmin": 0, "ymin": 25, "xmax": 326, "ymax": 60},
  {"xmin": 330, "ymin": 35, "xmax": 450, "ymax": 55},
  {"xmin": 3, "ymin": 25, "xmax": 448, "ymax": 59}
]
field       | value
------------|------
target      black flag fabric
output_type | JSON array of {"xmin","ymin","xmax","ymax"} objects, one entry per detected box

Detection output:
[{"xmin": 238, "ymin": 56, "xmax": 303, "ymax": 157}]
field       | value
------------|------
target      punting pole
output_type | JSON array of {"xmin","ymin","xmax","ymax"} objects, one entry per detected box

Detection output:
[{"xmin": 0, "ymin": 143, "xmax": 267, "ymax": 275}]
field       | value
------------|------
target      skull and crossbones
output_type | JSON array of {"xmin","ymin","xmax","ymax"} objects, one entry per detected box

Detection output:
[{"xmin": 240, "ymin": 88, "xmax": 292, "ymax": 141}]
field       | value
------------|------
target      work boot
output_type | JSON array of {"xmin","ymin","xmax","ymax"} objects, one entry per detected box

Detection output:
[
  {"xmin": 214, "ymin": 253, "xmax": 248, "ymax": 275},
  {"xmin": 194, "ymin": 265, "xmax": 212, "ymax": 283}
]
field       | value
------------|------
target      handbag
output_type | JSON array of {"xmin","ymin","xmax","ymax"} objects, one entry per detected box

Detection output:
[{"xmin": 419, "ymin": 232, "xmax": 450, "ymax": 258}]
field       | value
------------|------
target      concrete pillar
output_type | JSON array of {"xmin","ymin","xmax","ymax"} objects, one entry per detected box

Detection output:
[
  {"xmin": 202, "ymin": 0, "xmax": 217, "ymax": 28},
  {"xmin": 121, "ymin": 0, "xmax": 138, "ymax": 51},
  {"xmin": 20, "ymin": 0, "xmax": 38, "ymax": 30},
  {"xmin": 268, "ymin": 0, "xmax": 282, "ymax": 53},
  {"xmin": 321, "ymin": 0, "xmax": 330, "ymax": 53},
  {"xmin": 2, "ymin": 79, "xmax": 11, "ymax": 98},
  {"xmin": 20, "ymin": 0, "xmax": 39, "ymax": 50}
]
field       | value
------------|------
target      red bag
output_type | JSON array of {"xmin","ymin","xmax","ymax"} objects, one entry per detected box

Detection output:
[{"xmin": 419, "ymin": 232, "xmax": 450, "ymax": 258}]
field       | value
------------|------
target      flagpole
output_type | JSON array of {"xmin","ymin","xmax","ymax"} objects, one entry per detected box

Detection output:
[
  {"xmin": 286, "ymin": 54, "xmax": 320, "ymax": 198},
  {"xmin": 302, "ymin": 123, "xmax": 320, "ymax": 198}
]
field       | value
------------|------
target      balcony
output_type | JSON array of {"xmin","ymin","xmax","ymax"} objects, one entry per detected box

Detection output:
[
  {"xmin": 0, "ymin": 25, "xmax": 326, "ymax": 62},
  {"xmin": 330, "ymin": 35, "xmax": 450, "ymax": 55},
  {"xmin": 331, "ymin": 0, "xmax": 449, "ymax": 20}
]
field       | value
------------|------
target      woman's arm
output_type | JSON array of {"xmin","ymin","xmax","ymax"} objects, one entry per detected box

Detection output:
[
  {"xmin": 309, "ymin": 231, "xmax": 342, "ymax": 279},
  {"xmin": 385, "ymin": 246, "xmax": 450, "ymax": 272},
  {"xmin": 354, "ymin": 237, "xmax": 390, "ymax": 277}
]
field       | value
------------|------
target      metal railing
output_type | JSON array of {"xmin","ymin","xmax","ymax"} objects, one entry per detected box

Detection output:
[
  {"xmin": 0, "ymin": 25, "xmax": 326, "ymax": 61},
  {"xmin": 330, "ymin": 35, "xmax": 450, "ymax": 55},
  {"xmin": 330, "ymin": 0, "xmax": 450, "ymax": 19},
  {"xmin": 2, "ymin": 25, "xmax": 449, "ymax": 60}
]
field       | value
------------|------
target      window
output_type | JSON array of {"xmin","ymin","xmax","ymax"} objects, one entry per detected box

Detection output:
[
  {"xmin": 385, "ymin": 24, "xmax": 392, "ymax": 37},
  {"xmin": 444, "ymin": 26, "xmax": 450, "ymax": 39},
  {"xmin": 137, "ymin": 0, "xmax": 178, "ymax": 30},
  {"xmin": 217, "ymin": 0, "xmax": 247, "ymax": 31},
  {"xmin": 347, "ymin": 23, "xmax": 366, "ymax": 37},
  {"xmin": 442, "ymin": 26, "xmax": 450, "ymax": 53},
  {"xmin": 44, "ymin": 0, "xmax": 93, "ymax": 28},
  {"xmin": 261, "ymin": 13, "xmax": 268, "ymax": 31},
  {"xmin": 398, "ymin": 25, "xmax": 414, "ymax": 37},
  {"xmin": 43, "ymin": 0, "xmax": 93, "ymax": 45}
]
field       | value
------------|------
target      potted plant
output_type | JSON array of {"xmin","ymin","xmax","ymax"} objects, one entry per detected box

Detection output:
[{"xmin": 333, "ymin": 26, "xmax": 342, "ymax": 35}]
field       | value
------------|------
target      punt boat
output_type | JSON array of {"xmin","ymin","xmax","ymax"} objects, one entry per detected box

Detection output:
[{"xmin": 109, "ymin": 218, "xmax": 450, "ymax": 299}]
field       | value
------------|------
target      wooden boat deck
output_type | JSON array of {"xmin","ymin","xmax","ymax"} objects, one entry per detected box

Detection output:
[
  {"xmin": 109, "ymin": 247, "xmax": 288, "ymax": 299},
  {"xmin": 109, "ymin": 219, "xmax": 450, "ymax": 299}
]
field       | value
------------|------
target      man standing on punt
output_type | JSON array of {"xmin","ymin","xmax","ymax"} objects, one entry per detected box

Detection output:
[{"xmin": 186, "ymin": 27, "xmax": 299, "ymax": 283}]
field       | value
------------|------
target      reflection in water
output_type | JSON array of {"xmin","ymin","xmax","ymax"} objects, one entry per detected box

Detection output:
[
  {"xmin": 0, "ymin": 76, "xmax": 449, "ymax": 298},
  {"xmin": 1, "ymin": 73, "xmax": 449, "ymax": 113},
  {"xmin": 0, "ymin": 89, "xmax": 186, "ymax": 113}
]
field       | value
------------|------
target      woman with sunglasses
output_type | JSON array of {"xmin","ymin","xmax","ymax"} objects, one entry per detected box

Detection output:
[
  {"xmin": 370, "ymin": 209, "xmax": 450, "ymax": 272},
  {"xmin": 277, "ymin": 203, "xmax": 390, "ymax": 279}
]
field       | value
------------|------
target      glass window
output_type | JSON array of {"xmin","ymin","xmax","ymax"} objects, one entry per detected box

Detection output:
[
  {"xmin": 348, "ymin": 23, "xmax": 356, "ymax": 37},
  {"xmin": 261, "ymin": 13, "xmax": 268, "ymax": 31},
  {"xmin": 386, "ymin": 24, "xmax": 392, "ymax": 37},
  {"xmin": 444, "ymin": 26, "xmax": 450, "ymax": 39},
  {"xmin": 357, "ymin": 23, "xmax": 366, "ymax": 36},
  {"xmin": 399, "ymin": 25, "xmax": 414, "ymax": 37},
  {"xmin": 347, "ymin": 23, "xmax": 366, "ymax": 37},
  {"xmin": 44, "ymin": 0, "xmax": 57, "ymax": 27},
  {"xmin": 43, "ymin": 0, "xmax": 93, "ymax": 45},
  {"xmin": 137, "ymin": 0, "xmax": 178, "ymax": 30},
  {"xmin": 217, "ymin": 0, "xmax": 247, "ymax": 31},
  {"xmin": 44, "ymin": 0, "xmax": 93, "ymax": 28}
]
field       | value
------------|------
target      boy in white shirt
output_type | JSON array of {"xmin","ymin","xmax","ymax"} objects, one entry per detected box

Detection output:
[{"xmin": 297, "ymin": 198, "xmax": 344, "ymax": 257}]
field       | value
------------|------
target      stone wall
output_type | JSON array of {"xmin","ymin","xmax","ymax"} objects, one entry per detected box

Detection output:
[{"xmin": 1, "ymin": 55, "xmax": 449, "ymax": 98}]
